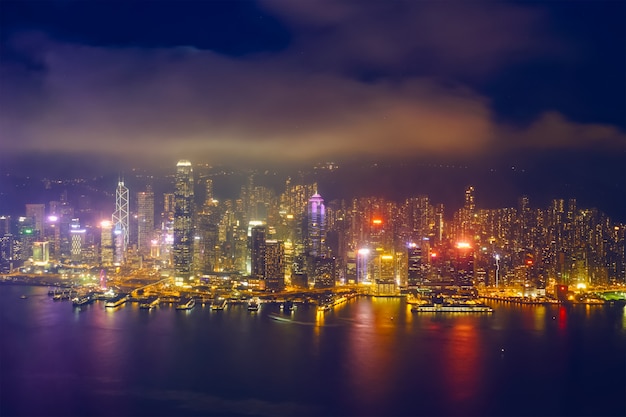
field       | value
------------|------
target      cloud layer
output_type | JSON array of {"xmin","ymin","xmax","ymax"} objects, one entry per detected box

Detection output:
[{"xmin": 1, "ymin": 2, "xmax": 624, "ymax": 166}]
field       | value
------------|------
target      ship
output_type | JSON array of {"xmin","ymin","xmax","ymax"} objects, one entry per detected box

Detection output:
[
  {"xmin": 72, "ymin": 295, "xmax": 93, "ymax": 307},
  {"xmin": 175, "ymin": 297, "xmax": 196, "ymax": 310},
  {"xmin": 247, "ymin": 298, "xmax": 260, "ymax": 312},
  {"xmin": 139, "ymin": 296, "xmax": 160, "ymax": 310},
  {"xmin": 105, "ymin": 294, "xmax": 128, "ymax": 308},
  {"xmin": 317, "ymin": 303, "xmax": 332, "ymax": 312},
  {"xmin": 211, "ymin": 297, "xmax": 228, "ymax": 311},
  {"xmin": 411, "ymin": 303, "xmax": 493, "ymax": 313},
  {"xmin": 280, "ymin": 300, "xmax": 296, "ymax": 312}
]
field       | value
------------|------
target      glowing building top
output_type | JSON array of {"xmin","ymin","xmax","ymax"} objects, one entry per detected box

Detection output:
[{"xmin": 307, "ymin": 193, "xmax": 326, "ymax": 257}]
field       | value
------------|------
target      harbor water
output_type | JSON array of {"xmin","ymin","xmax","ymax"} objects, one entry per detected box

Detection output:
[{"xmin": 1, "ymin": 284, "xmax": 625, "ymax": 416}]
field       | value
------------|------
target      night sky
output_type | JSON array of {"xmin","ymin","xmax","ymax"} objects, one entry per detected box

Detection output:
[{"xmin": 0, "ymin": 1, "xmax": 624, "ymax": 216}]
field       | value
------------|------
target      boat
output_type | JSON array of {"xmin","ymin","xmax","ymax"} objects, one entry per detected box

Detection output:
[
  {"xmin": 105, "ymin": 294, "xmax": 128, "ymax": 308},
  {"xmin": 20, "ymin": 295, "xmax": 28, "ymax": 299},
  {"xmin": 280, "ymin": 300, "xmax": 296, "ymax": 312},
  {"xmin": 176, "ymin": 297, "xmax": 196, "ymax": 310},
  {"xmin": 72, "ymin": 295, "xmax": 92, "ymax": 307},
  {"xmin": 317, "ymin": 303, "xmax": 332, "ymax": 312},
  {"xmin": 211, "ymin": 297, "xmax": 228, "ymax": 310},
  {"xmin": 411, "ymin": 303, "xmax": 493, "ymax": 313},
  {"xmin": 139, "ymin": 296, "xmax": 160, "ymax": 310},
  {"xmin": 247, "ymin": 298, "xmax": 260, "ymax": 312}
]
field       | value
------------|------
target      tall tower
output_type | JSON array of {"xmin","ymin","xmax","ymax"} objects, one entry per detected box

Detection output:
[
  {"xmin": 173, "ymin": 160, "xmax": 194, "ymax": 282},
  {"xmin": 265, "ymin": 240, "xmax": 285, "ymax": 291},
  {"xmin": 250, "ymin": 225, "xmax": 267, "ymax": 279},
  {"xmin": 307, "ymin": 193, "xmax": 326, "ymax": 257},
  {"xmin": 112, "ymin": 179, "xmax": 129, "ymax": 264},
  {"xmin": 100, "ymin": 220, "xmax": 114, "ymax": 266},
  {"xmin": 137, "ymin": 187, "xmax": 155, "ymax": 255},
  {"xmin": 25, "ymin": 204, "xmax": 45, "ymax": 236}
]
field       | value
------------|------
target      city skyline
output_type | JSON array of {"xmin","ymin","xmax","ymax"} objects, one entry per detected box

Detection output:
[
  {"xmin": 1, "ymin": 3, "xmax": 624, "ymax": 416},
  {"xmin": 2, "ymin": 159, "xmax": 624, "ymax": 289}
]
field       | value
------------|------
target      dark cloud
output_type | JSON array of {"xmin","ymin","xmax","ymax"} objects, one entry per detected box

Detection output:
[
  {"xmin": 0, "ymin": 2, "xmax": 624, "ymax": 167},
  {"xmin": 262, "ymin": 0, "xmax": 559, "ymax": 77}
]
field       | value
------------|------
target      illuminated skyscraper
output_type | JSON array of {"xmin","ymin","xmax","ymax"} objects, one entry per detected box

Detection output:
[
  {"xmin": 312, "ymin": 256, "xmax": 335, "ymax": 288},
  {"xmin": 25, "ymin": 204, "xmax": 45, "ymax": 236},
  {"xmin": 250, "ymin": 224, "xmax": 267, "ymax": 279},
  {"xmin": 112, "ymin": 179, "xmax": 129, "ymax": 264},
  {"xmin": 407, "ymin": 243, "xmax": 424, "ymax": 287},
  {"xmin": 100, "ymin": 220, "xmax": 114, "ymax": 266},
  {"xmin": 453, "ymin": 242, "xmax": 475, "ymax": 287},
  {"xmin": 173, "ymin": 160, "xmax": 194, "ymax": 282},
  {"xmin": 307, "ymin": 193, "xmax": 325, "ymax": 256},
  {"xmin": 137, "ymin": 187, "xmax": 154, "ymax": 255},
  {"xmin": 265, "ymin": 240, "xmax": 285, "ymax": 291},
  {"xmin": 70, "ymin": 219, "xmax": 85, "ymax": 263}
]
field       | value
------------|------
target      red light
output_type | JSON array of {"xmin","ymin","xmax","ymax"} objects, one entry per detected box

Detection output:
[
  {"xmin": 431, "ymin": 253, "xmax": 437, "ymax": 258},
  {"xmin": 526, "ymin": 260, "xmax": 533, "ymax": 265}
]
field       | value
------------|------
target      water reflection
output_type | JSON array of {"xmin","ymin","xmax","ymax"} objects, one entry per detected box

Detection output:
[
  {"xmin": 442, "ymin": 320, "xmax": 481, "ymax": 408},
  {"xmin": 534, "ymin": 305, "xmax": 546, "ymax": 332},
  {"xmin": 558, "ymin": 305, "xmax": 567, "ymax": 331},
  {"xmin": 341, "ymin": 298, "xmax": 399, "ymax": 414}
]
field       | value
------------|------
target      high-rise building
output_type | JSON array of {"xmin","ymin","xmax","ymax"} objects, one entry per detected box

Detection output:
[
  {"xmin": 112, "ymin": 179, "xmax": 129, "ymax": 264},
  {"xmin": 32, "ymin": 241, "xmax": 49, "ymax": 265},
  {"xmin": 70, "ymin": 219, "xmax": 85, "ymax": 263},
  {"xmin": 100, "ymin": 220, "xmax": 114, "ymax": 266},
  {"xmin": 265, "ymin": 240, "xmax": 285, "ymax": 291},
  {"xmin": 137, "ymin": 187, "xmax": 155, "ymax": 255},
  {"xmin": 250, "ymin": 225, "xmax": 267, "ymax": 279},
  {"xmin": 312, "ymin": 256, "xmax": 335, "ymax": 288},
  {"xmin": 307, "ymin": 193, "xmax": 326, "ymax": 257},
  {"xmin": 173, "ymin": 160, "xmax": 194, "ymax": 282},
  {"xmin": 407, "ymin": 243, "xmax": 425, "ymax": 287},
  {"xmin": 453, "ymin": 242, "xmax": 475, "ymax": 287},
  {"xmin": 25, "ymin": 204, "xmax": 45, "ymax": 237}
]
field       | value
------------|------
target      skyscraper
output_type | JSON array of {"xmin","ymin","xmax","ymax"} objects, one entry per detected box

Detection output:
[
  {"xmin": 265, "ymin": 240, "xmax": 285, "ymax": 291},
  {"xmin": 407, "ymin": 243, "xmax": 424, "ymax": 287},
  {"xmin": 250, "ymin": 224, "xmax": 267, "ymax": 279},
  {"xmin": 137, "ymin": 187, "xmax": 155, "ymax": 255},
  {"xmin": 112, "ymin": 179, "xmax": 129, "ymax": 264},
  {"xmin": 307, "ymin": 193, "xmax": 325, "ymax": 257},
  {"xmin": 100, "ymin": 220, "xmax": 114, "ymax": 266},
  {"xmin": 173, "ymin": 160, "xmax": 194, "ymax": 282},
  {"xmin": 25, "ymin": 204, "xmax": 45, "ymax": 236}
]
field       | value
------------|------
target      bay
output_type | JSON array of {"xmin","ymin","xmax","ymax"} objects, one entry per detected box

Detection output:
[{"xmin": 1, "ymin": 284, "xmax": 624, "ymax": 416}]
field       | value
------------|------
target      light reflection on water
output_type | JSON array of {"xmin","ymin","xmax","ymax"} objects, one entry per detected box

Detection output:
[{"xmin": 1, "ymin": 285, "xmax": 625, "ymax": 417}]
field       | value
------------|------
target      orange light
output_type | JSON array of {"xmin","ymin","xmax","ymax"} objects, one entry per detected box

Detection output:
[
  {"xmin": 372, "ymin": 219, "xmax": 383, "ymax": 225},
  {"xmin": 431, "ymin": 252, "xmax": 437, "ymax": 258},
  {"xmin": 456, "ymin": 242, "xmax": 471, "ymax": 249}
]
